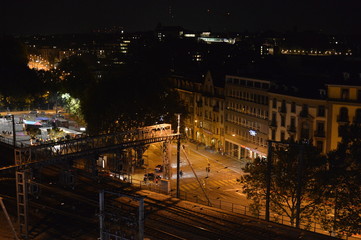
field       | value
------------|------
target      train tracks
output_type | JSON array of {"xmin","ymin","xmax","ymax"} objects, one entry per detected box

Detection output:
[{"xmin": 0, "ymin": 167, "xmax": 337, "ymax": 240}]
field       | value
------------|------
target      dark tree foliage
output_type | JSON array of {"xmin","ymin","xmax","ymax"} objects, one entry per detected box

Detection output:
[
  {"xmin": 0, "ymin": 36, "xmax": 44, "ymax": 109},
  {"xmin": 242, "ymin": 142, "xmax": 325, "ymax": 226},
  {"xmin": 51, "ymin": 39, "xmax": 188, "ymax": 134},
  {"xmin": 81, "ymin": 62, "xmax": 186, "ymax": 134},
  {"xmin": 315, "ymin": 124, "xmax": 361, "ymax": 237},
  {"xmin": 56, "ymin": 54, "xmax": 97, "ymax": 99}
]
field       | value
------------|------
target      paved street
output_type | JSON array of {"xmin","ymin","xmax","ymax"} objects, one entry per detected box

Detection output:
[{"xmin": 133, "ymin": 141, "xmax": 251, "ymax": 207}]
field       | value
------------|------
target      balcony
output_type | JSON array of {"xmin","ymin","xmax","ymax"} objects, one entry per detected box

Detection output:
[{"xmin": 314, "ymin": 130, "xmax": 326, "ymax": 138}]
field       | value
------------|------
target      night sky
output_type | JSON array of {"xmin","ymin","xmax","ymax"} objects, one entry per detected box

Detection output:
[{"xmin": 2, "ymin": 0, "xmax": 361, "ymax": 35}]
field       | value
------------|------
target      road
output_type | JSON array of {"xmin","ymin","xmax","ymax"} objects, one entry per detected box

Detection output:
[{"xmin": 133, "ymin": 141, "xmax": 251, "ymax": 208}]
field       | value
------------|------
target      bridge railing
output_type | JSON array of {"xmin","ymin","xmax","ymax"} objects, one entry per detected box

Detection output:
[{"xmin": 14, "ymin": 124, "xmax": 175, "ymax": 166}]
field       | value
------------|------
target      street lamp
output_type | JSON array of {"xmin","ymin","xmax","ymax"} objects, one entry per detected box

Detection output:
[
  {"xmin": 175, "ymin": 113, "xmax": 181, "ymax": 198},
  {"xmin": 10, "ymin": 115, "xmax": 16, "ymax": 146}
]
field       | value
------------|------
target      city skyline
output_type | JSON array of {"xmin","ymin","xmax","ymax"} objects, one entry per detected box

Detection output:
[{"xmin": 2, "ymin": 0, "xmax": 361, "ymax": 35}]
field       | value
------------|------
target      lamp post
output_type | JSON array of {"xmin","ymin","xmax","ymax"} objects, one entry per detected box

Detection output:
[
  {"xmin": 175, "ymin": 113, "xmax": 181, "ymax": 198},
  {"xmin": 11, "ymin": 115, "xmax": 16, "ymax": 146}
]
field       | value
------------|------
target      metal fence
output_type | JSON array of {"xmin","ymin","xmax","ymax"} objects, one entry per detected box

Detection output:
[{"xmin": 136, "ymin": 181, "xmax": 360, "ymax": 240}]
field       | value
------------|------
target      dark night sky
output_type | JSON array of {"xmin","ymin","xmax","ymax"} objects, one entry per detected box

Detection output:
[{"xmin": 1, "ymin": 0, "xmax": 361, "ymax": 35}]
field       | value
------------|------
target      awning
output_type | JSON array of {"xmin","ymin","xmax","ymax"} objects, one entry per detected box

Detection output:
[{"xmin": 23, "ymin": 120, "xmax": 42, "ymax": 125}]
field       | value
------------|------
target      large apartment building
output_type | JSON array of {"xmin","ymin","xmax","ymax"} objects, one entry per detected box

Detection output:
[
  {"xmin": 268, "ymin": 90, "xmax": 328, "ymax": 153},
  {"xmin": 173, "ymin": 72, "xmax": 361, "ymax": 158},
  {"xmin": 172, "ymin": 71, "xmax": 225, "ymax": 152},
  {"xmin": 224, "ymin": 76, "xmax": 270, "ymax": 159},
  {"xmin": 326, "ymin": 83, "xmax": 361, "ymax": 152}
]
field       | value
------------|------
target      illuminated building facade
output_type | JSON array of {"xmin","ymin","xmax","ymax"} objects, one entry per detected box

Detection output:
[
  {"xmin": 268, "ymin": 91, "xmax": 328, "ymax": 154},
  {"xmin": 194, "ymin": 72, "xmax": 225, "ymax": 151},
  {"xmin": 172, "ymin": 76, "xmax": 197, "ymax": 140},
  {"xmin": 224, "ymin": 76, "xmax": 270, "ymax": 159},
  {"xmin": 173, "ymin": 72, "xmax": 361, "ymax": 158},
  {"xmin": 326, "ymin": 84, "xmax": 361, "ymax": 152},
  {"xmin": 172, "ymin": 72, "xmax": 225, "ymax": 151}
]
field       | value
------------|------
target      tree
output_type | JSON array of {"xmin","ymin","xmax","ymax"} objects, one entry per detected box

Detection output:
[
  {"xmin": 81, "ymin": 63, "xmax": 187, "ymax": 134},
  {"xmin": 314, "ymin": 124, "xmax": 361, "ymax": 237},
  {"xmin": 242, "ymin": 142, "xmax": 326, "ymax": 227},
  {"xmin": 56, "ymin": 54, "xmax": 97, "ymax": 99},
  {"xmin": 54, "ymin": 41, "xmax": 188, "ymax": 135},
  {"xmin": 0, "ymin": 36, "xmax": 45, "ymax": 110}
]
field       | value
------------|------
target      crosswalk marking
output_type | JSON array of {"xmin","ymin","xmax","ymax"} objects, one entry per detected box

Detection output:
[{"xmin": 180, "ymin": 179, "xmax": 238, "ymax": 191}]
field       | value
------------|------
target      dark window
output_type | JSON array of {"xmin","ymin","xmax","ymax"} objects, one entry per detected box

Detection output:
[
  {"xmin": 280, "ymin": 131, "xmax": 285, "ymax": 141},
  {"xmin": 259, "ymin": 95, "xmax": 263, "ymax": 104},
  {"xmin": 341, "ymin": 89, "xmax": 349, "ymax": 100},
  {"xmin": 317, "ymin": 122, "xmax": 325, "ymax": 132},
  {"xmin": 271, "ymin": 129, "xmax": 276, "ymax": 140},
  {"xmin": 300, "ymin": 104, "xmax": 309, "ymax": 117},
  {"xmin": 281, "ymin": 115, "xmax": 285, "ymax": 127},
  {"xmin": 318, "ymin": 105, "xmax": 325, "ymax": 117},
  {"xmin": 355, "ymin": 109, "xmax": 361, "ymax": 124},
  {"xmin": 272, "ymin": 98, "xmax": 277, "ymax": 108},
  {"xmin": 316, "ymin": 141, "xmax": 323, "ymax": 152},
  {"xmin": 358, "ymin": 90, "xmax": 361, "ymax": 102},
  {"xmin": 302, "ymin": 104, "xmax": 308, "ymax": 113},
  {"xmin": 338, "ymin": 107, "xmax": 349, "ymax": 122},
  {"xmin": 338, "ymin": 125, "xmax": 343, "ymax": 137},
  {"xmin": 280, "ymin": 100, "xmax": 287, "ymax": 113},
  {"xmin": 272, "ymin": 112, "xmax": 277, "ymax": 121},
  {"xmin": 291, "ymin": 102, "xmax": 296, "ymax": 113},
  {"xmin": 301, "ymin": 121, "xmax": 310, "ymax": 139},
  {"xmin": 290, "ymin": 117, "xmax": 296, "ymax": 128}
]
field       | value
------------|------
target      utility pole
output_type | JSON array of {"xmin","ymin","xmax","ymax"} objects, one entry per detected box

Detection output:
[
  {"xmin": 265, "ymin": 141, "xmax": 273, "ymax": 221},
  {"xmin": 99, "ymin": 190, "xmax": 104, "ymax": 240},
  {"xmin": 175, "ymin": 113, "xmax": 181, "ymax": 198},
  {"xmin": 12, "ymin": 114, "xmax": 16, "ymax": 146},
  {"xmin": 176, "ymin": 135, "xmax": 181, "ymax": 198}
]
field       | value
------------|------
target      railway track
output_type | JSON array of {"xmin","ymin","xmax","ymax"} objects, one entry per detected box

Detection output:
[
  {"xmin": 141, "ymin": 195, "xmax": 275, "ymax": 240},
  {"xmin": 145, "ymin": 225, "xmax": 188, "ymax": 240},
  {"xmin": 1, "ymin": 166, "xmax": 338, "ymax": 240}
]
